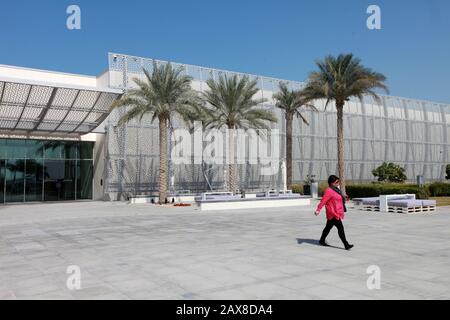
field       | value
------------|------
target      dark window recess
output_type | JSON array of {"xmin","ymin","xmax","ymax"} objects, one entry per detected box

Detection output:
[{"xmin": 0, "ymin": 138, "xmax": 94, "ymax": 203}]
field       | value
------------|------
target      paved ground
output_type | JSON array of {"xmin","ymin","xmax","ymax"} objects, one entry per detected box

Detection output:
[{"xmin": 0, "ymin": 201, "xmax": 449, "ymax": 300}]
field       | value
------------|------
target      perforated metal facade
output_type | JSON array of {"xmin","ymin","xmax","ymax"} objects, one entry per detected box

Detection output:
[{"xmin": 104, "ymin": 53, "xmax": 450, "ymax": 196}]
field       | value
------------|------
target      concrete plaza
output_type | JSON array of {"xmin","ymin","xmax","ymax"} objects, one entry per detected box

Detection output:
[{"xmin": 0, "ymin": 201, "xmax": 449, "ymax": 300}]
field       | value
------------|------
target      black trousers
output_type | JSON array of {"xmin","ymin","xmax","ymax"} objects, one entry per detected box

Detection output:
[{"xmin": 320, "ymin": 218, "xmax": 349, "ymax": 247}]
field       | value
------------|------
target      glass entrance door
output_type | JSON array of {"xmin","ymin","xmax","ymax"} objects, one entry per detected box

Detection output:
[
  {"xmin": 5, "ymin": 159, "xmax": 25, "ymax": 203},
  {"xmin": 44, "ymin": 160, "xmax": 76, "ymax": 201},
  {"xmin": 25, "ymin": 159, "xmax": 44, "ymax": 202},
  {"xmin": 0, "ymin": 160, "xmax": 5, "ymax": 204}
]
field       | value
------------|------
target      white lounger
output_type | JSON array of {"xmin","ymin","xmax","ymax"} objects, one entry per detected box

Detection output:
[{"xmin": 354, "ymin": 194, "xmax": 436, "ymax": 214}]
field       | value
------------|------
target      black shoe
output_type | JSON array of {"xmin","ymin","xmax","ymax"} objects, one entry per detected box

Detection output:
[
  {"xmin": 345, "ymin": 244, "xmax": 354, "ymax": 250},
  {"xmin": 319, "ymin": 241, "xmax": 330, "ymax": 247}
]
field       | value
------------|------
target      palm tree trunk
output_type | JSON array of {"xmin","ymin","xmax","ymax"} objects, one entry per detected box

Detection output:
[
  {"xmin": 286, "ymin": 113, "xmax": 294, "ymax": 189},
  {"xmin": 336, "ymin": 103, "xmax": 346, "ymax": 195},
  {"xmin": 159, "ymin": 116, "xmax": 168, "ymax": 204},
  {"xmin": 228, "ymin": 126, "xmax": 237, "ymax": 194}
]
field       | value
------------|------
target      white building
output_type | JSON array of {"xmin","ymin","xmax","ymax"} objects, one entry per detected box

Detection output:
[{"xmin": 0, "ymin": 53, "xmax": 449, "ymax": 203}]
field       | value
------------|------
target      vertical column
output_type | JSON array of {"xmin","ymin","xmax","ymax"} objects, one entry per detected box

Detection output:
[
  {"xmin": 135, "ymin": 58, "xmax": 144, "ymax": 196},
  {"xmin": 381, "ymin": 96, "xmax": 390, "ymax": 163},
  {"xmin": 102, "ymin": 130, "xmax": 109, "ymax": 200},
  {"xmin": 273, "ymin": 80, "xmax": 282, "ymax": 187},
  {"xmin": 421, "ymin": 102, "xmax": 431, "ymax": 179},
  {"xmin": 323, "ymin": 109, "xmax": 329, "ymax": 179},
  {"xmin": 118, "ymin": 55, "xmax": 128, "ymax": 199},
  {"xmin": 370, "ymin": 109, "xmax": 375, "ymax": 180},
  {"xmin": 260, "ymin": 77, "xmax": 265, "ymax": 191},
  {"xmin": 135, "ymin": 124, "xmax": 140, "ymax": 196},
  {"xmin": 359, "ymin": 99, "xmax": 368, "ymax": 181},
  {"xmin": 296, "ymin": 87, "xmax": 306, "ymax": 183},
  {"xmin": 199, "ymin": 68, "xmax": 206, "ymax": 191},
  {"xmin": 346, "ymin": 106, "xmax": 356, "ymax": 181},
  {"xmin": 401, "ymin": 99, "xmax": 411, "ymax": 178},
  {"xmin": 308, "ymin": 106, "xmax": 316, "ymax": 179},
  {"xmin": 440, "ymin": 104, "xmax": 448, "ymax": 180}
]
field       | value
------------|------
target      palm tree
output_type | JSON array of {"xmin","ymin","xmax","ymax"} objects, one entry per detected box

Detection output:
[
  {"xmin": 273, "ymin": 83, "xmax": 317, "ymax": 189},
  {"xmin": 202, "ymin": 75, "xmax": 278, "ymax": 194},
  {"xmin": 302, "ymin": 54, "xmax": 388, "ymax": 194},
  {"xmin": 110, "ymin": 62, "xmax": 201, "ymax": 204}
]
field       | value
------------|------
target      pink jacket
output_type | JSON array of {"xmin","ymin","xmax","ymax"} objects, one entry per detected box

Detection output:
[{"xmin": 316, "ymin": 187, "xmax": 346, "ymax": 220}]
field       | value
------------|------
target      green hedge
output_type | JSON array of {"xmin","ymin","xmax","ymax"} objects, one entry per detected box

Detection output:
[
  {"xmin": 291, "ymin": 183, "xmax": 328, "ymax": 196},
  {"xmin": 346, "ymin": 183, "xmax": 423, "ymax": 199},
  {"xmin": 416, "ymin": 187, "xmax": 431, "ymax": 200},
  {"xmin": 345, "ymin": 184, "xmax": 382, "ymax": 198},
  {"xmin": 318, "ymin": 183, "xmax": 328, "ymax": 197},
  {"xmin": 291, "ymin": 184, "xmax": 303, "ymax": 195},
  {"xmin": 346, "ymin": 183, "xmax": 449, "ymax": 199},
  {"xmin": 428, "ymin": 182, "xmax": 450, "ymax": 197},
  {"xmin": 293, "ymin": 181, "xmax": 450, "ymax": 199}
]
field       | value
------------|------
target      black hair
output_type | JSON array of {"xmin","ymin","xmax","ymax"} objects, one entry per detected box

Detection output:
[{"xmin": 328, "ymin": 175, "xmax": 340, "ymax": 186}]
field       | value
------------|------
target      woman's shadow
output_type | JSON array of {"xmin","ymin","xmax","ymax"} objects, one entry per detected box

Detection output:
[{"xmin": 296, "ymin": 238, "xmax": 344, "ymax": 250}]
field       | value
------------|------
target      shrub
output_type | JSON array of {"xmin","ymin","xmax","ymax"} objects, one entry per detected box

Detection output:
[
  {"xmin": 295, "ymin": 181, "xmax": 450, "ymax": 199},
  {"xmin": 318, "ymin": 182, "xmax": 328, "ymax": 197},
  {"xmin": 291, "ymin": 184, "xmax": 303, "ymax": 195},
  {"xmin": 378, "ymin": 184, "xmax": 419, "ymax": 195},
  {"xmin": 428, "ymin": 182, "xmax": 450, "ymax": 197},
  {"xmin": 416, "ymin": 187, "xmax": 430, "ymax": 200},
  {"xmin": 346, "ymin": 184, "xmax": 381, "ymax": 198},
  {"xmin": 346, "ymin": 183, "xmax": 420, "ymax": 199},
  {"xmin": 372, "ymin": 162, "xmax": 407, "ymax": 183},
  {"xmin": 291, "ymin": 182, "xmax": 328, "ymax": 196}
]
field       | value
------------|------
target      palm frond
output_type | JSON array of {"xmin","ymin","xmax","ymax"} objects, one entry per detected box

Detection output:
[
  {"xmin": 202, "ymin": 74, "xmax": 277, "ymax": 130},
  {"xmin": 111, "ymin": 62, "xmax": 203, "ymax": 127},
  {"xmin": 303, "ymin": 53, "xmax": 389, "ymax": 109},
  {"xmin": 273, "ymin": 82, "xmax": 317, "ymax": 126}
]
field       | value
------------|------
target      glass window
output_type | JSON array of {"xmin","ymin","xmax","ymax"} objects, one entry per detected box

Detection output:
[
  {"xmin": 6, "ymin": 139, "xmax": 27, "ymax": 159},
  {"xmin": 0, "ymin": 138, "xmax": 94, "ymax": 203},
  {"xmin": 63, "ymin": 141, "xmax": 79, "ymax": 159},
  {"xmin": 44, "ymin": 160, "xmax": 76, "ymax": 201},
  {"xmin": 44, "ymin": 141, "xmax": 63, "ymax": 159},
  {"xmin": 25, "ymin": 159, "xmax": 44, "ymax": 202},
  {"xmin": 26, "ymin": 140, "xmax": 44, "ymax": 159},
  {"xmin": 79, "ymin": 142, "xmax": 94, "ymax": 159},
  {"xmin": 77, "ymin": 160, "xmax": 93, "ymax": 200},
  {"xmin": 5, "ymin": 159, "xmax": 25, "ymax": 203},
  {"xmin": 0, "ymin": 139, "xmax": 6, "ymax": 158},
  {"xmin": 0, "ymin": 160, "xmax": 4, "ymax": 203}
]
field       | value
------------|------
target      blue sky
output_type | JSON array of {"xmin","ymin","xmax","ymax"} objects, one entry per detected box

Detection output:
[{"xmin": 0, "ymin": 0, "xmax": 449, "ymax": 103}]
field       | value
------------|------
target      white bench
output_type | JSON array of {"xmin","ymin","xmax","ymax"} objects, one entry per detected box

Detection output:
[
  {"xmin": 380, "ymin": 194, "xmax": 416, "ymax": 212},
  {"xmin": 353, "ymin": 194, "xmax": 436, "ymax": 214},
  {"xmin": 200, "ymin": 192, "xmax": 238, "ymax": 201}
]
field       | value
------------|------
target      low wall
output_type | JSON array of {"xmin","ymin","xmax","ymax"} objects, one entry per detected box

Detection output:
[
  {"xmin": 129, "ymin": 195, "xmax": 197, "ymax": 204},
  {"xmin": 197, "ymin": 196, "xmax": 311, "ymax": 211}
]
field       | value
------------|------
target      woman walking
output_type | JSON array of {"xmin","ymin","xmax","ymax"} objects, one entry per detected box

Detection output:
[{"xmin": 315, "ymin": 175, "xmax": 354, "ymax": 250}]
